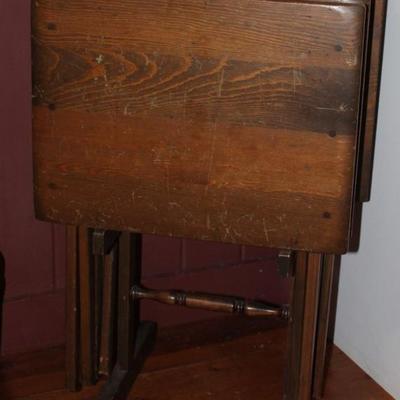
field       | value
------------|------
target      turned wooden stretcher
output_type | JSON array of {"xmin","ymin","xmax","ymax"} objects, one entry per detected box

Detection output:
[{"xmin": 31, "ymin": 0, "xmax": 387, "ymax": 398}]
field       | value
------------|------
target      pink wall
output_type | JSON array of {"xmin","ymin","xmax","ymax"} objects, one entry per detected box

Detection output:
[
  {"xmin": 0, "ymin": 0, "xmax": 289, "ymax": 356},
  {"xmin": 0, "ymin": 0, "xmax": 66, "ymax": 356}
]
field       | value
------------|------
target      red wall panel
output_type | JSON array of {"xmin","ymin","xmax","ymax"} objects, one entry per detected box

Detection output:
[
  {"xmin": 0, "ymin": 0, "xmax": 289, "ymax": 356},
  {"xmin": 0, "ymin": 0, "xmax": 66, "ymax": 355},
  {"xmin": 0, "ymin": 0, "xmax": 54, "ymax": 300}
]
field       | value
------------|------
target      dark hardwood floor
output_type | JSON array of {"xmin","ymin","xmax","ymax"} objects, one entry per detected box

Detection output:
[{"xmin": 0, "ymin": 318, "xmax": 393, "ymax": 399}]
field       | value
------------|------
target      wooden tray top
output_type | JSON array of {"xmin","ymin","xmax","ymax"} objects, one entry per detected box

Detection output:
[{"xmin": 32, "ymin": 0, "xmax": 384, "ymax": 253}]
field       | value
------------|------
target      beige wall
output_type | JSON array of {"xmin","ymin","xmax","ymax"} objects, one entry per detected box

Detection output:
[{"xmin": 335, "ymin": 2, "xmax": 400, "ymax": 399}]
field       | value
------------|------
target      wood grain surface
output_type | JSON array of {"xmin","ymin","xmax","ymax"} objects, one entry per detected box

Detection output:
[
  {"xmin": 32, "ymin": 0, "xmax": 368, "ymax": 253},
  {"xmin": 285, "ymin": 252, "xmax": 322, "ymax": 399},
  {"xmin": 313, "ymin": 254, "xmax": 337, "ymax": 399}
]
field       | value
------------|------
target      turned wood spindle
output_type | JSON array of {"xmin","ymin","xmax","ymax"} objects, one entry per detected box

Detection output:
[{"xmin": 131, "ymin": 285, "xmax": 290, "ymax": 320}]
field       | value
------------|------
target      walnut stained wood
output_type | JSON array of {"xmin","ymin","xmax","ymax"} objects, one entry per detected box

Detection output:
[
  {"xmin": 313, "ymin": 254, "xmax": 337, "ymax": 399},
  {"xmin": 32, "ymin": 0, "xmax": 370, "ymax": 254},
  {"xmin": 359, "ymin": 0, "xmax": 388, "ymax": 201},
  {"xmin": 99, "ymin": 249, "xmax": 117, "ymax": 377},
  {"xmin": 132, "ymin": 285, "xmax": 288, "ymax": 318},
  {"xmin": 285, "ymin": 252, "xmax": 322, "ymax": 400}
]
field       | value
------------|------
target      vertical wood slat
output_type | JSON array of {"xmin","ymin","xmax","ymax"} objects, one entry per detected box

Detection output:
[
  {"xmin": 285, "ymin": 252, "xmax": 305, "ymax": 400},
  {"xmin": 94, "ymin": 253, "xmax": 104, "ymax": 377},
  {"xmin": 117, "ymin": 232, "xmax": 142, "ymax": 370},
  {"xmin": 99, "ymin": 248, "xmax": 118, "ymax": 376},
  {"xmin": 98, "ymin": 232, "xmax": 146, "ymax": 400},
  {"xmin": 298, "ymin": 253, "xmax": 322, "ymax": 400},
  {"xmin": 78, "ymin": 227, "xmax": 95, "ymax": 386},
  {"xmin": 313, "ymin": 254, "xmax": 337, "ymax": 399},
  {"xmin": 285, "ymin": 252, "xmax": 323, "ymax": 400},
  {"xmin": 65, "ymin": 226, "xmax": 80, "ymax": 391},
  {"xmin": 359, "ymin": 0, "xmax": 388, "ymax": 201},
  {"xmin": 92, "ymin": 229, "xmax": 120, "ymax": 377},
  {"xmin": 328, "ymin": 257, "xmax": 342, "ymax": 343}
]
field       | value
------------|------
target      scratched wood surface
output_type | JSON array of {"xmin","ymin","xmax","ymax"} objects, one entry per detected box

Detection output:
[{"xmin": 32, "ymin": 0, "xmax": 369, "ymax": 254}]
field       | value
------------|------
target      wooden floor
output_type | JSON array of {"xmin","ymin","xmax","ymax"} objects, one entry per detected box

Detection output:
[{"xmin": 0, "ymin": 318, "xmax": 393, "ymax": 400}]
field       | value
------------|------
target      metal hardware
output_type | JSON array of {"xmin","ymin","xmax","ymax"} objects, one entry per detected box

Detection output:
[
  {"xmin": 277, "ymin": 249, "xmax": 295, "ymax": 278},
  {"xmin": 92, "ymin": 230, "xmax": 121, "ymax": 256}
]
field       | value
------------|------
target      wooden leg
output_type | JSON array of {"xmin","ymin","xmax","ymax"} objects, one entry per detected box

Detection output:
[
  {"xmin": 285, "ymin": 252, "xmax": 323, "ymax": 400},
  {"xmin": 99, "ymin": 247, "xmax": 118, "ymax": 376},
  {"xmin": 94, "ymin": 252, "xmax": 104, "ymax": 378},
  {"xmin": 312, "ymin": 254, "xmax": 337, "ymax": 399},
  {"xmin": 99, "ymin": 233, "xmax": 157, "ymax": 400},
  {"xmin": 93, "ymin": 230, "xmax": 121, "ymax": 377},
  {"xmin": 327, "ymin": 257, "xmax": 341, "ymax": 343},
  {"xmin": 65, "ymin": 226, "xmax": 80, "ymax": 391}
]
